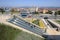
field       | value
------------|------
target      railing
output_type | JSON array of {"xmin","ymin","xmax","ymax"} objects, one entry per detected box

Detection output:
[{"xmin": 47, "ymin": 19, "xmax": 60, "ymax": 31}]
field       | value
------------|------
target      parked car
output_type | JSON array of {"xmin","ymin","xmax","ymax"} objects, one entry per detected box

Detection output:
[
  {"xmin": 21, "ymin": 13, "xmax": 28, "ymax": 18},
  {"xmin": 40, "ymin": 16, "xmax": 43, "ymax": 17},
  {"xmin": 44, "ymin": 16, "xmax": 48, "ymax": 19}
]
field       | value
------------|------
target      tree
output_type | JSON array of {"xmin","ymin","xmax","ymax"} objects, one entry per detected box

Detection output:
[
  {"xmin": 54, "ymin": 12, "xmax": 57, "ymax": 19},
  {"xmin": 0, "ymin": 8, "xmax": 5, "ymax": 14},
  {"xmin": 57, "ymin": 11, "xmax": 60, "ymax": 15},
  {"xmin": 40, "ymin": 12, "xmax": 43, "ymax": 13},
  {"xmin": 34, "ymin": 11, "xmax": 39, "ymax": 14},
  {"xmin": 46, "ymin": 10, "xmax": 52, "ymax": 14},
  {"xmin": 32, "ymin": 19, "xmax": 40, "ymax": 26},
  {"xmin": 10, "ymin": 9, "xmax": 15, "ymax": 15}
]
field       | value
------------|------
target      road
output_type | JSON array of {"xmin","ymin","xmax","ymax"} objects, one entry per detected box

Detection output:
[{"xmin": 32, "ymin": 14, "xmax": 60, "ymax": 19}]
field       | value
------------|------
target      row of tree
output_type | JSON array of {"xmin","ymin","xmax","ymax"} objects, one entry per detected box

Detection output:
[
  {"xmin": 46, "ymin": 10, "xmax": 60, "ymax": 15},
  {"xmin": 0, "ymin": 7, "xmax": 60, "ymax": 15},
  {"xmin": 0, "ymin": 8, "xmax": 20, "ymax": 15},
  {"xmin": 39, "ymin": 10, "xmax": 60, "ymax": 15},
  {"xmin": 0, "ymin": 8, "xmax": 5, "ymax": 14}
]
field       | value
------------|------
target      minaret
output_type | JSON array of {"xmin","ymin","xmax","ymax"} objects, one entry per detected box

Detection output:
[{"xmin": 36, "ymin": 7, "xmax": 38, "ymax": 12}]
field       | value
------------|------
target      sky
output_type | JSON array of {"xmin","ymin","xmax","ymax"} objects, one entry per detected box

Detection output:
[{"xmin": 0, "ymin": 0, "xmax": 60, "ymax": 7}]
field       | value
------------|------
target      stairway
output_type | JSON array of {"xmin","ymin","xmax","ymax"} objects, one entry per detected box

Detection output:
[{"xmin": 8, "ymin": 15, "xmax": 45, "ymax": 36}]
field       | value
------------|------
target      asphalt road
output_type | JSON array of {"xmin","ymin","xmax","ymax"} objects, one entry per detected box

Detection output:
[{"xmin": 32, "ymin": 14, "xmax": 60, "ymax": 19}]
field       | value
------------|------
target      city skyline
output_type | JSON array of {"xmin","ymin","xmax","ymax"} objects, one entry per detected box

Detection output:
[{"xmin": 0, "ymin": 0, "xmax": 60, "ymax": 7}]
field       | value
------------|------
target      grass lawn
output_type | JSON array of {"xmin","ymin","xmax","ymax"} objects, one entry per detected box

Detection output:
[
  {"xmin": 0, "ymin": 23, "xmax": 21, "ymax": 40},
  {"xmin": 0, "ymin": 23, "xmax": 44, "ymax": 40},
  {"xmin": 32, "ymin": 19, "xmax": 45, "ymax": 29},
  {"xmin": 32, "ymin": 20, "xmax": 40, "ymax": 26},
  {"xmin": 39, "ymin": 20, "xmax": 46, "ymax": 28}
]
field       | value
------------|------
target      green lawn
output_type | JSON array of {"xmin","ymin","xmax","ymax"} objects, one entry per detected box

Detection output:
[
  {"xmin": 0, "ymin": 23, "xmax": 44, "ymax": 40},
  {"xmin": 32, "ymin": 20, "xmax": 40, "ymax": 26},
  {"xmin": 0, "ymin": 23, "xmax": 21, "ymax": 40}
]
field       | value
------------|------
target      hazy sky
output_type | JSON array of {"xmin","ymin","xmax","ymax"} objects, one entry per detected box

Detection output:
[{"xmin": 0, "ymin": 0, "xmax": 60, "ymax": 7}]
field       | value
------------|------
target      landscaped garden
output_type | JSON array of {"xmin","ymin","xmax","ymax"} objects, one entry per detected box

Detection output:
[
  {"xmin": 0, "ymin": 23, "xmax": 44, "ymax": 40},
  {"xmin": 32, "ymin": 19, "xmax": 45, "ymax": 29},
  {"xmin": 32, "ymin": 19, "xmax": 40, "ymax": 26}
]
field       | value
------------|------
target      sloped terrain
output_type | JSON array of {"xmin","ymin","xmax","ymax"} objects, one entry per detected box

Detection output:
[{"xmin": 0, "ymin": 23, "xmax": 44, "ymax": 40}]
